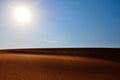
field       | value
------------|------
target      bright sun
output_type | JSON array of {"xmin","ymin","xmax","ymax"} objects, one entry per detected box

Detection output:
[
  {"xmin": 12, "ymin": 5, "xmax": 33, "ymax": 24},
  {"xmin": 7, "ymin": 2, "xmax": 39, "ymax": 31}
]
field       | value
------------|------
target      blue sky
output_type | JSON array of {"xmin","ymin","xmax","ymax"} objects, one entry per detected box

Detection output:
[{"xmin": 0, "ymin": 0, "xmax": 120, "ymax": 49}]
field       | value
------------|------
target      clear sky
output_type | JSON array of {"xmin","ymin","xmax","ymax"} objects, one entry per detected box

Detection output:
[{"xmin": 0, "ymin": 0, "xmax": 120, "ymax": 49}]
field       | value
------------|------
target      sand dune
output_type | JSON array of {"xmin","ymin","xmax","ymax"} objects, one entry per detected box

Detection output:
[
  {"xmin": 0, "ymin": 48, "xmax": 120, "ymax": 80},
  {"xmin": 1, "ymin": 48, "xmax": 120, "ymax": 62}
]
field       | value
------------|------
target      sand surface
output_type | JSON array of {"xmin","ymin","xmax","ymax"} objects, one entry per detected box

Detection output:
[{"xmin": 0, "ymin": 53, "xmax": 120, "ymax": 80}]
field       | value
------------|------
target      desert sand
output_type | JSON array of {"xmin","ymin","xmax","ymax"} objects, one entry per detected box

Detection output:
[{"xmin": 0, "ymin": 48, "xmax": 120, "ymax": 80}]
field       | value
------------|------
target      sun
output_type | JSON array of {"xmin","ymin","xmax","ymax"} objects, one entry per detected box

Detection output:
[
  {"xmin": 6, "ymin": 2, "xmax": 39, "ymax": 31},
  {"xmin": 12, "ymin": 5, "xmax": 33, "ymax": 24}
]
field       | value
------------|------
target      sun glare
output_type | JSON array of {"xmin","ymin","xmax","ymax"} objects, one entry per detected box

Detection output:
[
  {"xmin": 12, "ymin": 5, "xmax": 33, "ymax": 24},
  {"xmin": 7, "ymin": 2, "xmax": 39, "ymax": 31},
  {"xmin": 14, "ymin": 6, "xmax": 31, "ymax": 23}
]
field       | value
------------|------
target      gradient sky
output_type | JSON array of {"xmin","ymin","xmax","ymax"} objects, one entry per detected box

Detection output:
[{"xmin": 0, "ymin": 0, "xmax": 120, "ymax": 49}]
